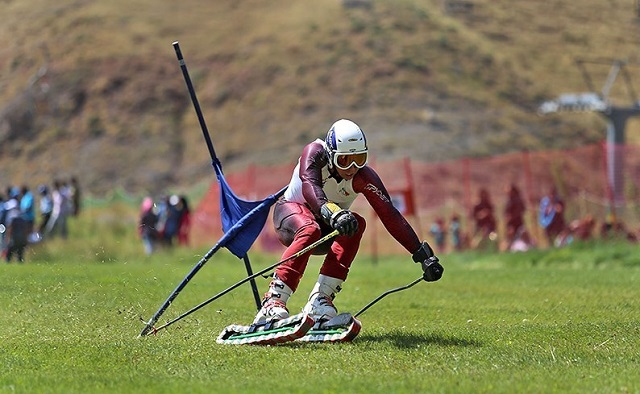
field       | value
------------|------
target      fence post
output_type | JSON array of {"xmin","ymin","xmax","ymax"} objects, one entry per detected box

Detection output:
[
  {"xmin": 403, "ymin": 157, "xmax": 422, "ymax": 240},
  {"xmin": 462, "ymin": 158, "xmax": 472, "ymax": 237},
  {"xmin": 522, "ymin": 150, "xmax": 540, "ymax": 245},
  {"xmin": 601, "ymin": 141, "xmax": 616, "ymax": 221}
]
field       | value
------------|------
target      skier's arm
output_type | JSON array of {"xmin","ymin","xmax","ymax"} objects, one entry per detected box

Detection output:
[
  {"xmin": 353, "ymin": 167, "xmax": 443, "ymax": 281},
  {"xmin": 353, "ymin": 167, "xmax": 420, "ymax": 250},
  {"xmin": 299, "ymin": 142, "xmax": 330, "ymax": 213}
]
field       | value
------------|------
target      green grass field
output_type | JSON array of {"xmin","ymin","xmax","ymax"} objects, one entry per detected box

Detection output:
[{"xmin": 1, "ymin": 205, "xmax": 639, "ymax": 393}]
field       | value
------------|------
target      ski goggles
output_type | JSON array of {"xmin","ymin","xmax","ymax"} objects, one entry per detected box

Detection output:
[{"xmin": 333, "ymin": 152, "xmax": 368, "ymax": 170}]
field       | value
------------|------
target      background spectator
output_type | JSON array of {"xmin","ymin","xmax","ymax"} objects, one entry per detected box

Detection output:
[
  {"xmin": 20, "ymin": 185, "xmax": 36, "ymax": 236},
  {"xmin": 471, "ymin": 188, "xmax": 497, "ymax": 249},
  {"xmin": 504, "ymin": 184, "xmax": 529, "ymax": 251},
  {"xmin": 37, "ymin": 185, "xmax": 53, "ymax": 236},
  {"xmin": 70, "ymin": 177, "xmax": 82, "ymax": 217},
  {"xmin": 539, "ymin": 185, "xmax": 566, "ymax": 247},
  {"xmin": 160, "ymin": 195, "xmax": 182, "ymax": 246},
  {"xmin": 3, "ymin": 190, "xmax": 28, "ymax": 262},
  {"xmin": 429, "ymin": 217, "xmax": 446, "ymax": 251},
  {"xmin": 46, "ymin": 180, "xmax": 70, "ymax": 239},
  {"xmin": 449, "ymin": 214, "xmax": 463, "ymax": 252},
  {"xmin": 139, "ymin": 197, "xmax": 159, "ymax": 255},
  {"xmin": 0, "ymin": 191, "xmax": 6, "ymax": 250},
  {"xmin": 177, "ymin": 195, "xmax": 191, "ymax": 246}
]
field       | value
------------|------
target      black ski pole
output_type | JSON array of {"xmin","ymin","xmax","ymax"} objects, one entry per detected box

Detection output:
[
  {"xmin": 141, "ymin": 230, "xmax": 340, "ymax": 336},
  {"xmin": 354, "ymin": 276, "xmax": 423, "ymax": 319}
]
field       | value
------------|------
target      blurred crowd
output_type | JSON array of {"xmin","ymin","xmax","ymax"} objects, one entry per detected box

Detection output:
[
  {"xmin": 4, "ymin": 174, "xmax": 634, "ymax": 262},
  {"xmin": 0, "ymin": 177, "xmax": 81, "ymax": 263},
  {"xmin": 1, "ymin": 177, "xmax": 193, "ymax": 260},
  {"xmin": 428, "ymin": 184, "xmax": 639, "ymax": 254},
  {"xmin": 138, "ymin": 194, "xmax": 191, "ymax": 255}
]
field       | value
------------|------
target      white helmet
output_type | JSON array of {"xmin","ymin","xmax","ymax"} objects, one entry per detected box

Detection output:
[{"xmin": 325, "ymin": 119, "xmax": 368, "ymax": 170}]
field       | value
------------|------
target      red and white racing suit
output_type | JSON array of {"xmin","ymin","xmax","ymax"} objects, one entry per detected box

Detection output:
[{"xmin": 273, "ymin": 139, "xmax": 422, "ymax": 291}]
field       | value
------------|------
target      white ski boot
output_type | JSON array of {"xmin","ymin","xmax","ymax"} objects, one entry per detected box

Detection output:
[
  {"xmin": 303, "ymin": 274, "xmax": 344, "ymax": 322},
  {"xmin": 253, "ymin": 277, "xmax": 293, "ymax": 324}
]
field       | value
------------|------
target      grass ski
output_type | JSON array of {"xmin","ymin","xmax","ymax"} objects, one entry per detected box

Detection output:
[
  {"xmin": 296, "ymin": 313, "xmax": 362, "ymax": 343},
  {"xmin": 216, "ymin": 313, "xmax": 315, "ymax": 345}
]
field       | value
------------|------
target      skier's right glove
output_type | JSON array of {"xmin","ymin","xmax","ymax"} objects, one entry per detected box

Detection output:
[
  {"xmin": 412, "ymin": 241, "xmax": 444, "ymax": 282},
  {"xmin": 320, "ymin": 202, "xmax": 358, "ymax": 237}
]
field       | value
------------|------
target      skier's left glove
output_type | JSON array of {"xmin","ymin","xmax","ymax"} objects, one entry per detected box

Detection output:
[
  {"xmin": 320, "ymin": 202, "xmax": 358, "ymax": 237},
  {"xmin": 412, "ymin": 241, "xmax": 444, "ymax": 282}
]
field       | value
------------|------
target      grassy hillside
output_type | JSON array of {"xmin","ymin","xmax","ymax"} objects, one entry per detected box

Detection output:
[{"xmin": 2, "ymin": 0, "xmax": 640, "ymax": 195}]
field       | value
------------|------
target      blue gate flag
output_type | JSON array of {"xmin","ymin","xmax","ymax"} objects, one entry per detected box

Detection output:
[{"xmin": 214, "ymin": 161, "xmax": 284, "ymax": 258}]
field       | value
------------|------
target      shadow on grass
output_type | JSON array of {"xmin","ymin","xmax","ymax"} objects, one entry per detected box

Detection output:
[{"xmin": 356, "ymin": 331, "xmax": 481, "ymax": 349}]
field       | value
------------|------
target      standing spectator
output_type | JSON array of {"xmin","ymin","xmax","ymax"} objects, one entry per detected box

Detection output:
[
  {"xmin": 46, "ymin": 180, "xmax": 70, "ymax": 239},
  {"xmin": 177, "ymin": 195, "xmax": 191, "ymax": 246},
  {"xmin": 20, "ymin": 185, "xmax": 36, "ymax": 236},
  {"xmin": 3, "ymin": 190, "xmax": 28, "ymax": 262},
  {"xmin": 538, "ymin": 185, "xmax": 566, "ymax": 247},
  {"xmin": 161, "ymin": 195, "xmax": 182, "ymax": 246},
  {"xmin": 37, "ymin": 185, "xmax": 53, "ymax": 236},
  {"xmin": 155, "ymin": 195, "xmax": 169, "ymax": 242},
  {"xmin": 70, "ymin": 177, "xmax": 82, "ymax": 216},
  {"xmin": 139, "ymin": 197, "xmax": 159, "ymax": 255},
  {"xmin": 0, "ymin": 190, "xmax": 7, "ymax": 255},
  {"xmin": 61, "ymin": 180, "xmax": 74, "ymax": 220},
  {"xmin": 429, "ymin": 217, "xmax": 446, "ymax": 251},
  {"xmin": 504, "ymin": 184, "xmax": 528, "ymax": 251},
  {"xmin": 449, "ymin": 214, "xmax": 463, "ymax": 251},
  {"xmin": 471, "ymin": 188, "xmax": 497, "ymax": 249}
]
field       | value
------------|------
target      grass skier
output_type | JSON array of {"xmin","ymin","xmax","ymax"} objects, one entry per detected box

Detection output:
[{"xmin": 253, "ymin": 119, "xmax": 444, "ymax": 325}]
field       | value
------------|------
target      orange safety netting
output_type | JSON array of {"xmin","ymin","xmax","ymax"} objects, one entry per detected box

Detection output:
[{"xmin": 191, "ymin": 142, "xmax": 640, "ymax": 255}]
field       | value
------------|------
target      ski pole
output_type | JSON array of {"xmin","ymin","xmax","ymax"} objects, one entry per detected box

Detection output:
[
  {"xmin": 354, "ymin": 276, "xmax": 423, "ymax": 318},
  {"xmin": 141, "ymin": 229, "xmax": 340, "ymax": 337}
]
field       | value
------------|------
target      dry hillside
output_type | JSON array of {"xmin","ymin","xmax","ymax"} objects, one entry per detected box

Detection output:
[{"xmin": 2, "ymin": 0, "xmax": 640, "ymax": 196}]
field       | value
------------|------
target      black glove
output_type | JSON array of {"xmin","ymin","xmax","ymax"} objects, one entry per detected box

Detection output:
[
  {"xmin": 333, "ymin": 210, "xmax": 358, "ymax": 236},
  {"xmin": 421, "ymin": 256, "xmax": 444, "ymax": 282},
  {"xmin": 320, "ymin": 202, "xmax": 358, "ymax": 237},
  {"xmin": 412, "ymin": 241, "xmax": 444, "ymax": 282}
]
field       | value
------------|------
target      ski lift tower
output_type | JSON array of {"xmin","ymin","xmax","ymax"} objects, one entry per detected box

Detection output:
[{"xmin": 538, "ymin": 58, "xmax": 640, "ymax": 219}]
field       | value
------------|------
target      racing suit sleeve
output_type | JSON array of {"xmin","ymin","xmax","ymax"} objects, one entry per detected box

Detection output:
[
  {"xmin": 299, "ymin": 141, "xmax": 331, "ymax": 214},
  {"xmin": 352, "ymin": 166, "xmax": 422, "ymax": 253}
]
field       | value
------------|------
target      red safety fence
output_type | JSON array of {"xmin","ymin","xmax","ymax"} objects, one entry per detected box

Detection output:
[{"xmin": 191, "ymin": 142, "xmax": 640, "ymax": 256}]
